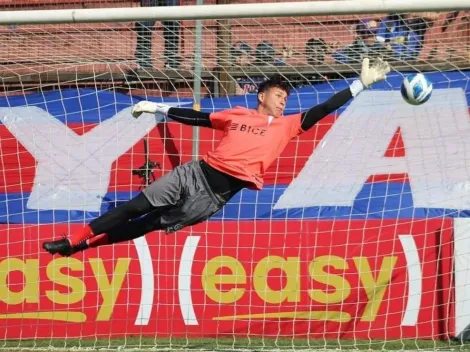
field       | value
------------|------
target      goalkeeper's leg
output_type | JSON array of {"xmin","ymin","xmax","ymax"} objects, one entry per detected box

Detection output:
[
  {"xmin": 68, "ymin": 187, "xmax": 223, "ymax": 252},
  {"xmin": 42, "ymin": 193, "xmax": 157, "ymax": 256},
  {"xmin": 88, "ymin": 193, "xmax": 157, "ymax": 239},
  {"xmin": 42, "ymin": 161, "xmax": 191, "ymax": 256},
  {"xmin": 83, "ymin": 211, "xmax": 166, "ymax": 249},
  {"xmin": 42, "ymin": 160, "xmax": 226, "ymax": 256}
]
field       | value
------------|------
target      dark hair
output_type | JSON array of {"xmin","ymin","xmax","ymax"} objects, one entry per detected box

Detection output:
[
  {"xmin": 230, "ymin": 41, "xmax": 252, "ymax": 57},
  {"xmin": 255, "ymin": 41, "xmax": 276, "ymax": 65},
  {"xmin": 257, "ymin": 78, "xmax": 290, "ymax": 103},
  {"xmin": 305, "ymin": 38, "xmax": 327, "ymax": 65}
]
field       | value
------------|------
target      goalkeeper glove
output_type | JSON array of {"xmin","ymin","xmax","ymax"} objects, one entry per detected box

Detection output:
[
  {"xmin": 350, "ymin": 57, "xmax": 391, "ymax": 97},
  {"xmin": 131, "ymin": 101, "xmax": 171, "ymax": 118}
]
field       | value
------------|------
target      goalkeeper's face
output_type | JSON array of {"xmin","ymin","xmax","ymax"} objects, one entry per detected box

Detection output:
[{"xmin": 258, "ymin": 87, "xmax": 288, "ymax": 117}]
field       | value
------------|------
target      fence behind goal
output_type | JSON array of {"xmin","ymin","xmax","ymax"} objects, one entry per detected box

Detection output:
[{"xmin": 0, "ymin": 0, "xmax": 470, "ymax": 350}]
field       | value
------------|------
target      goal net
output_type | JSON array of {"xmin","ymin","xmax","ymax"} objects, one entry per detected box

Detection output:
[{"xmin": 0, "ymin": 1, "xmax": 470, "ymax": 350}]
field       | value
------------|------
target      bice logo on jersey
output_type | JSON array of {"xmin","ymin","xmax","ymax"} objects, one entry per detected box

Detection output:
[{"xmin": 230, "ymin": 122, "xmax": 266, "ymax": 136}]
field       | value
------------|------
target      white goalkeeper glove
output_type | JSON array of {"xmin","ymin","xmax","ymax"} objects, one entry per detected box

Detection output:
[
  {"xmin": 131, "ymin": 101, "xmax": 171, "ymax": 118},
  {"xmin": 350, "ymin": 57, "xmax": 391, "ymax": 97}
]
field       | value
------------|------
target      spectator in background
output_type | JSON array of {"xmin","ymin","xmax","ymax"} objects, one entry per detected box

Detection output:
[
  {"xmin": 377, "ymin": 13, "xmax": 440, "ymax": 61},
  {"xmin": 135, "ymin": 0, "xmax": 181, "ymax": 70},
  {"xmin": 376, "ymin": 14, "xmax": 406, "ymax": 57},
  {"xmin": 230, "ymin": 41, "xmax": 253, "ymax": 66},
  {"xmin": 376, "ymin": 14, "xmax": 421, "ymax": 61},
  {"xmin": 401, "ymin": 14, "xmax": 432, "ymax": 60},
  {"xmin": 275, "ymin": 45, "xmax": 294, "ymax": 66},
  {"xmin": 333, "ymin": 19, "xmax": 384, "ymax": 64},
  {"xmin": 442, "ymin": 11, "xmax": 470, "ymax": 32},
  {"xmin": 305, "ymin": 38, "xmax": 328, "ymax": 65},
  {"xmin": 254, "ymin": 41, "xmax": 276, "ymax": 66},
  {"xmin": 442, "ymin": 11, "xmax": 470, "ymax": 60},
  {"xmin": 408, "ymin": 11, "xmax": 470, "ymax": 60}
]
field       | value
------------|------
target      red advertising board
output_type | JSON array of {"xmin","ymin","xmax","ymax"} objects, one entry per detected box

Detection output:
[
  {"xmin": 0, "ymin": 219, "xmax": 454, "ymax": 339},
  {"xmin": 0, "ymin": 118, "xmax": 409, "ymax": 195}
]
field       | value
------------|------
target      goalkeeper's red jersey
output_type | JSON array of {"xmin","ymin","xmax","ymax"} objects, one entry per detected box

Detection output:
[{"xmin": 203, "ymin": 106, "xmax": 303, "ymax": 190}]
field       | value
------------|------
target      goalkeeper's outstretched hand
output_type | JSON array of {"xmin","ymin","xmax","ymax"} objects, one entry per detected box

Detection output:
[
  {"xmin": 360, "ymin": 57, "xmax": 390, "ymax": 87},
  {"xmin": 131, "ymin": 101, "xmax": 170, "ymax": 118},
  {"xmin": 350, "ymin": 57, "xmax": 390, "ymax": 97}
]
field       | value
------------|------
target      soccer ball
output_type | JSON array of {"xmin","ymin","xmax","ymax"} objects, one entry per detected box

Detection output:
[{"xmin": 400, "ymin": 73, "xmax": 433, "ymax": 106}]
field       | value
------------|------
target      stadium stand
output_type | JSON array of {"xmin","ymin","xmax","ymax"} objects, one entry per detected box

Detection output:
[{"xmin": 0, "ymin": 0, "xmax": 468, "ymax": 96}]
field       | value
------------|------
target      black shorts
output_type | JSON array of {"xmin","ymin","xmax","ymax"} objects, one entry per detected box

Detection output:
[{"xmin": 143, "ymin": 160, "xmax": 225, "ymax": 233}]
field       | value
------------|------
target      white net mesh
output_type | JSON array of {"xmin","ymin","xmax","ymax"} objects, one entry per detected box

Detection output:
[{"xmin": 0, "ymin": 2, "xmax": 470, "ymax": 351}]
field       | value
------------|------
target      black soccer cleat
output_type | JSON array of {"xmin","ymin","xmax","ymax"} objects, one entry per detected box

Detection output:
[{"xmin": 43, "ymin": 238, "xmax": 88, "ymax": 257}]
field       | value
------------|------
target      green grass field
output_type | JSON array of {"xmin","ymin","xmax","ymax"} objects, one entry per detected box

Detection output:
[{"xmin": 1, "ymin": 337, "xmax": 470, "ymax": 351}]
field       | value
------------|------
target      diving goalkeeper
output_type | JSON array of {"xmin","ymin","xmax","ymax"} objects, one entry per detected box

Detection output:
[{"xmin": 43, "ymin": 58, "xmax": 390, "ymax": 256}]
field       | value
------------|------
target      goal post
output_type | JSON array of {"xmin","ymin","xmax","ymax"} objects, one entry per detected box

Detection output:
[
  {"xmin": 0, "ymin": 1, "xmax": 470, "ymax": 351},
  {"xmin": 0, "ymin": 0, "xmax": 470, "ymax": 23}
]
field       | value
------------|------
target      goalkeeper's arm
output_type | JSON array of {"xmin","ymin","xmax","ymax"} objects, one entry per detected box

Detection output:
[
  {"xmin": 300, "ymin": 88, "xmax": 352, "ymax": 131},
  {"xmin": 132, "ymin": 102, "xmax": 212, "ymax": 128},
  {"xmin": 167, "ymin": 108, "xmax": 212, "ymax": 127},
  {"xmin": 301, "ymin": 57, "xmax": 390, "ymax": 131}
]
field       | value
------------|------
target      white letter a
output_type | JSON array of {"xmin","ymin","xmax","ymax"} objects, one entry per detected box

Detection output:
[{"xmin": 275, "ymin": 89, "xmax": 470, "ymax": 210}]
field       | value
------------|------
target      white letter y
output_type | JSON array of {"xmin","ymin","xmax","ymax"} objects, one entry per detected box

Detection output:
[{"xmin": 0, "ymin": 106, "xmax": 158, "ymax": 211}]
